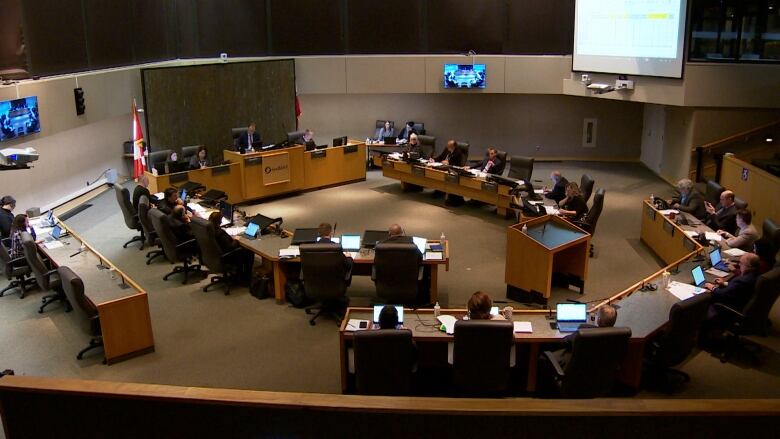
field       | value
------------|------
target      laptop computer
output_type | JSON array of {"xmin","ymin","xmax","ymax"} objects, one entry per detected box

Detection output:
[
  {"xmin": 373, "ymin": 305, "xmax": 404, "ymax": 325},
  {"xmin": 219, "ymin": 201, "xmax": 233, "ymax": 228},
  {"xmin": 556, "ymin": 303, "xmax": 588, "ymax": 332},
  {"xmin": 691, "ymin": 265, "xmax": 707, "ymax": 288},
  {"xmin": 709, "ymin": 248, "xmax": 730, "ymax": 271},
  {"xmin": 383, "ymin": 136, "xmax": 397, "ymax": 145},
  {"xmin": 243, "ymin": 222, "xmax": 260, "ymax": 239},
  {"xmin": 180, "ymin": 188, "xmax": 188, "ymax": 201},
  {"xmin": 45, "ymin": 225, "xmax": 63, "ymax": 243},
  {"xmin": 412, "ymin": 236, "xmax": 427, "ymax": 254},
  {"xmin": 291, "ymin": 228, "xmax": 320, "ymax": 245},
  {"xmin": 362, "ymin": 230, "xmax": 390, "ymax": 248},
  {"xmin": 340, "ymin": 234, "xmax": 361, "ymax": 251}
]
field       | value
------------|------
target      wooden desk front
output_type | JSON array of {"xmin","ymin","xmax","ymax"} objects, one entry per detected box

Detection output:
[
  {"xmin": 303, "ymin": 142, "xmax": 367, "ymax": 190},
  {"xmin": 145, "ymin": 163, "xmax": 243, "ymax": 204},
  {"xmin": 640, "ymin": 201, "xmax": 707, "ymax": 265},
  {"xmin": 224, "ymin": 147, "xmax": 306, "ymax": 202}
]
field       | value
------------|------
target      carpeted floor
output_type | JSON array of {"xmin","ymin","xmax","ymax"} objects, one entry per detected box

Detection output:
[{"xmin": 1, "ymin": 161, "xmax": 778, "ymax": 400}]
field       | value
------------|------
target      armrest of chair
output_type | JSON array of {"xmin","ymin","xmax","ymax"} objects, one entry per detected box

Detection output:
[
  {"xmin": 220, "ymin": 248, "xmax": 242, "ymax": 259},
  {"xmin": 371, "ymin": 265, "xmax": 376, "ymax": 281},
  {"xmin": 542, "ymin": 350, "xmax": 565, "ymax": 377},
  {"xmin": 175, "ymin": 238, "xmax": 196, "ymax": 249},
  {"xmin": 345, "ymin": 256, "xmax": 353, "ymax": 281},
  {"xmin": 44, "ymin": 268, "xmax": 58, "ymax": 279},
  {"xmin": 713, "ymin": 302, "xmax": 744, "ymax": 320},
  {"xmin": 418, "ymin": 266, "xmax": 424, "ymax": 281},
  {"xmin": 10, "ymin": 256, "xmax": 27, "ymax": 266}
]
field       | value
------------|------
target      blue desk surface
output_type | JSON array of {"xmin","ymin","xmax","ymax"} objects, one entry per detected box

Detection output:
[{"xmin": 525, "ymin": 221, "xmax": 586, "ymax": 249}]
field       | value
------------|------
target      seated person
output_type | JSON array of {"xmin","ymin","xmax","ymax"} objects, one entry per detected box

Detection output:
[
  {"xmin": 377, "ymin": 305, "xmax": 404, "ymax": 330},
  {"xmin": 403, "ymin": 133, "xmax": 423, "ymax": 157},
  {"xmin": 548, "ymin": 304, "xmax": 618, "ymax": 369},
  {"xmin": 157, "ymin": 187, "xmax": 182, "ymax": 215},
  {"xmin": 168, "ymin": 205, "xmax": 194, "ymax": 244},
  {"xmin": 317, "ymin": 222, "xmax": 335, "ymax": 243},
  {"xmin": 544, "ymin": 171, "xmax": 569, "ymax": 204},
  {"xmin": 703, "ymin": 253, "xmax": 761, "ymax": 311},
  {"xmin": 238, "ymin": 122, "xmax": 261, "ymax": 153},
  {"xmin": 718, "ymin": 209, "xmax": 758, "ymax": 252},
  {"xmin": 302, "ymin": 129, "xmax": 316, "ymax": 149},
  {"xmin": 467, "ymin": 291, "xmax": 505, "ymax": 321},
  {"xmin": 669, "ymin": 178, "xmax": 706, "ymax": 220},
  {"xmin": 188, "ymin": 146, "xmax": 210, "ymax": 170},
  {"xmin": 468, "ymin": 147, "xmax": 504, "ymax": 174},
  {"xmin": 557, "ymin": 182, "xmax": 589, "ymax": 221},
  {"xmin": 376, "ymin": 121, "xmax": 394, "ymax": 142},
  {"xmin": 704, "ymin": 190, "xmax": 738, "ymax": 235},
  {"xmin": 208, "ymin": 212, "xmax": 254, "ymax": 281},
  {"xmin": 8, "ymin": 214, "xmax": 30, "ymax": 259},
  {"xmin": 754, "ymin": 238, "xmax": 776, "ymax": 274},
  {"xmin": 132, "ymin": 175, "xmax": 158, "ymax": 211},
  {"xmin": 0, "ymin": 195, "xmax": 17, "ymax": 239},
  {"xmin": 431, "ymin": 140, "xmax": 464, "ymax": 167},
  {"xmin": 383, "ymin": 223, "xmax": 414, "ymax": 244},
  {"xmin": 397, "ymin": 121, "xmax": 416, "ymax": 141}
]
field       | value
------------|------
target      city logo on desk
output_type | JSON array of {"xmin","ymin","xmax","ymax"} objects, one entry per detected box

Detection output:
[{"xmin": 264, "ymin": 164, "xmax": 288, "ymax": 174}]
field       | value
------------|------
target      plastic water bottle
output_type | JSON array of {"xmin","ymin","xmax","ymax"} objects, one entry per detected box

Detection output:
[
  {"xmin": 521, "ymin": 224, "xmax": 528, "ymax": 234},
  {"xmin": 434, "ymin": 302, "xmax": 441, "ymax": 318},
  {"xmin": 440, "ymin": 232, "xmax": 446, "ymax": 248},
  {"xmin": 650, "ymin": 193, "xmax": 654, "ymax": 202}
]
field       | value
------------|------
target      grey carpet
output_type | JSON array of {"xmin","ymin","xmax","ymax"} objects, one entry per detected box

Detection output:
[{"xmin": 1, "ymin": 162, "xmax": 778, "ymax": 399}]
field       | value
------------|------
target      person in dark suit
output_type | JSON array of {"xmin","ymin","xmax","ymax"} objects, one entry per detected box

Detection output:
[
  {"xmin": 704, "ymin": 190, "xmax": 738, "ymax": 235},
  {"xmin": 403, "ymin": 133, "xmax": 424, "ymax": 157},
  {"xmin": 208, "ymin": 212, "xmax": 254, "ymax": 281},
  {"xmin": 558, "ymin": 182, "xmax": 589, "ymax": 221},
  {"xmin": 469, "ymin": 147, "xmax": 504, "ymax": 174},
  {"xmin": 431, "ymin": 140, "xmax": 465, "ymax": 167},
  {"xmin": 168, "ymin": 205, "xmax": 194, "ymax": 243},
  {"xmin": 0, "ymin": 195, "xmax": 16, "ymax": 239},
  {"xmin": 544, "ymin": 171, "xmax": 569, "ymax": 203},
  {"xmin": 670, "ymin": 178, "xmax": 707, "ymax": 220},
  {"xmin": 237, "ymin": 122, "xmax": 261, "ymax": 153},
  {"xmin": 188, "ymin": 146, "xmax": 211, "ymax": 170},
  {"xmin": 547, "ymin": 304, "xmax": 618, "ymax": 371},
  {"xmin": 157, "ymin": 187, "xmax": 181, "ymax": 215},
  {"xmin": 132, "ymin": 176, "xmax": 158, "ymax": 211},
  {"xmin": 397, "ymin": 121, "xmax": 417, "ymax": 141},
  {"xmin": 384, "ymin": 223, "xmax": 414, "ymax": 244},
  {"xmin": 317, "ymin": 222, "xmax": 334, "ymax": 243},
  {"xmin": 703, "ymin": 253, "xmax": 761, "ymax": 311}
]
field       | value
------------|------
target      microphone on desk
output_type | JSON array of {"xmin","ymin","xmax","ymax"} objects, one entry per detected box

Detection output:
[
  {"xmin": 542, "ymin": 222, "xmax": 547, "ymax": 236},
  {"xmin": 69, "ymin": 247, "xmax": 86, "ymax": 258}
]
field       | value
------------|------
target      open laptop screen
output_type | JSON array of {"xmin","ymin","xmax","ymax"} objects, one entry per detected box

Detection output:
[
  {"xmin": 244, "ymin": 222, "xmax": 260, "ymax": 237},
  {"xmin": 692, "ymin": 266, "xmax": 706, "ymax": 286},
  {"xmin": 51, "ymin": 225, "xmax": 62, "ymax": 239},
  {"xmin": 373, "ymin": 305, "xmax": 404, "ymax": 324},
  {"xmin": 709, "ymin": 248, "xmax": 722, "ymax": 266},
  {"xmin": 557, "ymin": 303, "xmax": 587, "ymax": 322},
  {"xmin": 340, "ymin": 235, "xmax": 361, "ymax": 251}
]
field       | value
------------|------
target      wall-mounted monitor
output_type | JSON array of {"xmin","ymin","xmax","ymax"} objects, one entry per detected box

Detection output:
[
  {"xmin": 573, "ymin": 0, "xmax": 688, "ymax": 78},
  {"xmin": 443, "ymin": 64, "xmax": 486, "ymax": 89},
  {"xmin": 0, "ymin": 96, "xmax": 40, "ymax": 142}
]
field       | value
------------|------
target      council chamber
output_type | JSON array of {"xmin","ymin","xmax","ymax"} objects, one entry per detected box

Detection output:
[{"xmin": 0, "ymin": 0, "xmax": 779, "ymax": 437}]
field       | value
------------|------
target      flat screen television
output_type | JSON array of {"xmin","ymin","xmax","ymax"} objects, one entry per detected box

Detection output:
[
  {"xmin": 443, "ymin": 64, "xmax": 486, "ymax": 89},
  {"xmin": 0, "ymin": 96, "xmax": 40, "ymax": 142}
]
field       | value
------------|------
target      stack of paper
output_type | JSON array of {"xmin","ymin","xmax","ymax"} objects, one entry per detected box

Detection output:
[
  {"xmin": 723, "ymin": 248, "xmax": 747, "ymax": 258},
  {"xmin": 345, "ymin": 319, "xmax": 370, "ymax": 332},
  {"xmin": 667, "ymin": 281, "xmax": 707, "ymax": 301},
  {"xmin": 513, "ymin": 322, "xmax": 533, "ymax": 333},
  {"xmin": 43, "ymin": 241, "xmax": 64, "ymax": 250},
  {"xmin": 437, "ymin": 315, "xmax": 457, "ymax": 334},
  {"xmin": 706, "ymin": 267, "xmax": 730, "ymax": 277},
  {"xmin": 224, "ymin": 226, "xmax": 246, "ymax": 236},
  {"xmin": 534, "ymin": 189, "xmax": 544, "ymax": 194},
  {"xmin": 659, "ymin": 209, "xmax": 680, "ymax": 216},
  {"xmin": 684, "ymin": 230, "xmax": 699, "ymax": 238},
  {"xmin": 704, "ymin": 232, "xmax": 722, "ymax": 242},
  {"xmin": 279, "ymin": 247, "xmax": 300, "ymax": 257},
  {"xmin": 425, "ymin": 252, "xmax": 443, "ymax": 261},
  {"xmin": 543, "ymin": 206, "xmax": 559, "ymax": 215}
]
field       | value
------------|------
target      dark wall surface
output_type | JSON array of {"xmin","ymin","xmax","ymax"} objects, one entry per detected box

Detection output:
[{"xmin": 141, "ymin": 59, "xmax": 296, "ymax": 155}]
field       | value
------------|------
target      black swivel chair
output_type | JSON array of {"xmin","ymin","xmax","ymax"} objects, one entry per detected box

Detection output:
[
  {"xmin": 416, "ymin": 135, "xmax": 436, "ymax": 159},
  {"xmin": 580, "ymin": 174, "xmax": 595, "ymax": 205},
  {"xmin": 452, "ymin": 319, "xmax": 514, "ymax": 396},
  {"xmin": 180, "ymin": 145, "xmax": 202, "ymax": 163},
  {"xmin": 412, "ymin": 122, "xmax": 425, "ymax": 135},
  {"xmin": 190, "ymin": 217, "xmax": 242, "ymax": 295},
  {"xmin": 374, "ymin": 120, "xmax": 395, "ymax": 139},
  {"xmin": 57, "ymin": 266, "xmax": 103, "ymax": 361},
  {"xmin": 643, "ymin": 293, "xmax": 711, "ymax": 392},
  {"xmin": 21, "ymin": 232, "xmax": 70, "ymax": 313},
  {"xmin": 287, "ymin": 130, "xmax": 305, "ymax": 145},
  {"xmin": 353, "ymin": 329, "xmax": 415, "ymax": 396},
  {"xmin": 762, "ymin": 218, "xmax": 780, "ymax": 256},
  {"xmin": 713, "ymin": 267, "xmax": 780, "ymax": 364},
  {"xmin": 231, "ymin": 128, "xmax": 247, "ymax": 149},
  {"xmin": 300, "ymin": 242, "xmax": 352, "ymax": 325},
  {"xmin": 136, "ymin": 196, "xmax": 165, "ymax": 265},
  {"xmin": 148, "ymin": 208, "xmax": 204, "ymax": 284},
  {"xmin": 148, "ymin": 149, "xmax": 173, "ymax": 170},
  {"xmin": 508, "ymin": 156, "xmax": 534, "ymax": 182},
  {"xmin": 114, "ymin": 185, "xmax": 144, "ymax": 249},
  {"xmin": 704, "ymin": 180, "xmax": 725, "ymax": 205},
  {"xmin": 734, "ymin": 197, "xmax": 748, "ymax": 210},
  {"xmin": 573, "ymin": 188, "xmax": 605, "ymax": 257},
  {"xmin": 0, "ymin": 238, "xmax": 33, "ymax": 298},
  {"xmin": 543, "ymin": 327, "xmax": 632, "ymax": 398},
  {"xmin": 454, "ymin": 141, "xmax": 470, "ymax": 166},
  {"xmin": 372, "ymin": 242, "xmax": 423, "ymax": 305}
]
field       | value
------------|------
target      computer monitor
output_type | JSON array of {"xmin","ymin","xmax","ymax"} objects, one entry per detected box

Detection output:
[
  {"xmin": 291, "ymin": 228, "xmax": 320, "ymax": 245},
  {"xmin": 556, "ymin": 303, "xmax": 587, "ymax": 322},
  {"xmin": 691, "ymin": 266, "xmax": 706, "ymax": 287},
  {"xmin": 362, "ymin": 230, "xmax": 390, "ymax": 248},
  {"xmin": 340, "ymin": 234, "xmax": 361, "ymax": 251},
  {"xmin": 373, "ymin": 305, "xmax": 404, "ymax": 324},
  {"xmin": 383, "ymin": 136, "xmax": 396, "ymax": 145},
  {"xmin": 412, "ymin": 236, "xmax": 427, "ymax": 254},
  {"xmin": 220, "ymin": 201, "xmax": 233, "ymax": 222},
  {"xmin": 333, "ymin": 137, "xmax": 345, "ymax": 147}
]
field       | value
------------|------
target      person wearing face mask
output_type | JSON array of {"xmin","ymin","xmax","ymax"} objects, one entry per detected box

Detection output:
[
  {"xmin": 544, "ymin": 171, "xmax": 569, "ymax": 204},
  {"xmin": 718, "ymin": 209, "xmax": 758, "ymax": 252}
]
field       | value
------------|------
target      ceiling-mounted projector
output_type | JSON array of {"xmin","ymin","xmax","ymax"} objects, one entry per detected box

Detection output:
[{"xmin": 0, "ymin": 147, "xmax": 39, "ymax": 170}]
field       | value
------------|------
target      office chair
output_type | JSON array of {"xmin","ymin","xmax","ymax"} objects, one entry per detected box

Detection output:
[
  {"xmin": 148, "ymin": 149, "xmax": 173, "ymax": 169},
  {"xmin": 113, "ymin": 185, "xmax": 144, "ymax": 249},
  {"xmin": 20, "ymin": 232, "xmax": 71, "ymax": 313},
  {"xmin": 353, "ymin": 329, "xmax": 414, "ymax": 396},
  {"xmin": 507, "ymin": 156, "xmax": 534, "ymax": 182},
  {"xmin": 704, "ymin": 180, "xmax": 724, "ymax": 205},
  {"xmin": 287, "ymin": 130, "xmax": 305, "ymax": 145},
  {"xmin": 572, "ymin": 188, "xmax": 605, "ymax": 257},
  {"xmin": 542, "ymin": 327, "xmax": 632, "ymax": 398},
  {"xmin": 230, "ymin": 128, "xmax": 247, "ymax": 149},
  {"xmin": 180, "ymin": 145, "xmax": 202, "ymax": 162},
  {"xmin": 372, "ymin": 242, "xmax": 423, "ymax": 305},
  {"xmin": 57, "ymin": 266, "xmax": 103, "ymax": 361},
  {"xmin": 580, "ymin": 174, "xmax": 595, "ymax": 204},
  {"xmin": 0, "ymin": 238, "xmax": 34, "ymax": 298},
  {"xmin": 412, "ymin": 122, "xmax": 425, "ymax": 135},
  {"xmin": 416, "ymin": 135, "xmax": 436, "ymax": 159},
  {"xmin": 453, "ymin": 319, "xmax": 514, "ymax": 396},
  {"xmin": 762, "ymin": 218, "xmax": 780, "ymax": 256},
  {"xmin": 136, "ymin": 196, "xmax": 165, "ymax": 265},
  {"xmin": 713, "ymin": 267, "xmax": 780, "ymax": 364},
  {"xmin": 734, "ymin": 197, "xmax": 748, "ymax": 210},
  {"xmin": 190, "ymin": 217, "xmax": 241, "ymax": 295},
  {"xmin": 643, "ymin": 293, "xmax": 711, "ymax": 393},
  {"xmin": 148, "ymin": 208, "xmax": 204, "ymax": 284},
  {"xmin": 454, "ymin": 141, "xmax": 470, "ymax": 167},
  {"xmin": 492, "ymin": 150, "xmax": 508, "ymax": 176},
  {"xmin": 300, "ymin": 242, "xmax": 352, "ymax": 325},
  {"xmin": 374, "ymin": 120, "xmax": 395, "ymax": 139}
]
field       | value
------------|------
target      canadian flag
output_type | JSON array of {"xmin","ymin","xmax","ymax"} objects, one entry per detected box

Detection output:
[{"xmin": 132, "ymin": 99, "xmax": 146, "ymax": 179}]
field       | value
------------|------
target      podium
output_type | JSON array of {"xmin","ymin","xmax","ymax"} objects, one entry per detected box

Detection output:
[{"xmin": 505, "ymin": 215, "xmax": 590, "ymax": 304}]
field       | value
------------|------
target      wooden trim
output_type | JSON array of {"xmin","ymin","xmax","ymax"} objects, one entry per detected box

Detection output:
[{"xmin": 694, "ymin": 119, "xmax": 780, "ymax": 153}]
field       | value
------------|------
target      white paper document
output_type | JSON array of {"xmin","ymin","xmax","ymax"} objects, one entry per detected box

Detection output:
[
  {"xmin": 279, "ymin": 247, "xmax": 300, "ymax": 257},
  {"xmin": 683, "ymin": 230, "xmax": 699, "ymax": 238},
  {"xmin": 706, "ymin": 268, "xmax": 729, "ymax": 278},
  {"xmin": 345, "ymin": 319, "xmax": 370, "ymax": 332},
  {"xmin": 704, "ymin": 232, "xmax": 722, "ymax": 242},
  {"xmin": 534, "ymin": 189, "xmax": 544, "ymax": 194},
  {"xmin": 659, "ymin": 209, "xmax": 680, "ymax": 216},
  {"xmin": 224, "ymin": 226, "xmax": 246, "ymax": 236},
  {"xmin": 425, "ymin": 252, "xmax": 443, "ymax": 261},
  {"xmin": 437, "ymin": 315, "xmax": 458, "ymax": 335},
  {"xmin": 513, "ymin": 321, "xmax": 533, "ymax": 333},
  {"xmin": 723, "ymin": 248, "xmax": 746, "ymax": 258},
  {"xmin": 666, "ymin": 281, "xmax": 707, "ymax": 301},
  {"xmin": 528, "ymin": 200, "xmax": 544, "ymax": 205},
  {"xmin": 153, "ymin": 192, "xmax": 164, "ymax": 199},
  {"xmin": 43, "ymin": 241, "xmax": 64, "ymax": 250},
  {"xmin": 543, "ymin": 206, "xmax": 559, "ymax": 215}
]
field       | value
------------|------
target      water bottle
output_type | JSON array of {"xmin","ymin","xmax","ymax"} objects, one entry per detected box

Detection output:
[
  {"xmin": 434, "ymin": 302, "xmax": 441, "ymax": 318},
  {"xmin": 440, "ymin": 232, "xmax": 446, "ymax": 248},
  {"xmin": 521, "ymin": 224, "xmax": 528, "ymax": 234},
  {"xmin": 650, "ymin": 193, "xmax": 654, "ymax": 202}
]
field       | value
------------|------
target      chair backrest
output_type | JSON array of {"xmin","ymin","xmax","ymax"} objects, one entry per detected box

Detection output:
[
  {"xmin": 455, "ymin": 141, "xmax": 470, "ymax": 165},
  {"xmin": 300, "ymin": 242, "xmax": 350, "ymax": 302},
  {"xmin": 734, "ymin": 197, "xmax": 748, "ymax": 210},
  {"xmin": 287, "ymin": 130, "xmax": 305, "ymax": 144},
  {"xmin": 137, "ymin": 196, "xmax": 157, "ymax": 246},
  {"xmin": 490, "ymin": 150, "xmax": 508, "ymax": 176},
  {"xmin": 412, "ymin": 122, "xmax": 425, "ymax": 135},
  {"xmin": 57, "ymin": 266, "xmax": 100, "ymax": 336},
  {"xmin": 375, "ymin": 120, "xmax": 394, "ymax": 130},
  {"xmin": 416, "ymin": 135, "xmax": 436, "ymax": 159},
  {"xmin": 762, "ymin": 218, "xmax": 780, "ymax": 256},
  {"xmin": 652, "ymin": 293, "xmax": 711, "ymax": 367},
  {"xmin": 148, "ymin": 149, "xmax": 172, "ymax": 168},
  {"xmin": 372, "ymin": 242, "xmax": 421, "ymax": 305},
  {"xmin": 190, "ymin": 217, "xmax": 227, "ymax": 273},
  {"xmin": 580, "ymin": 174, "xmax": 595, "ymax": 204},
  {"xmin": 705, "ymin": 180, "xmax": 724, "ymax": 205},
  {"xmin": 21, "ymin": 232, "xmax": 54, "ymax": 290},
  {"xmin": 453, "ymin": 319, "xmax": 514, "ymax": 395},
  {"xmin": 740, "ymin": 267, "xmax": 780, "ymax": 334},
  {"xmin": 148, "ymin": 208, "xmax": 182, "ymax": 263},
  {"xmin": 181, "ymin": 145, "xmax": 202, "ymax": 162},
  {"xmin": 581, "ymin": 188, "xmax": 605, "ymax": 233},
  {"xmin": 508, "ymin": 156, "xmax": 534, "ymax": 182},
  {"xmin": 560, "ymin": 327, "xmax": 632, "ymax": 398},
  {"xmin": 114, "ymin": 185, "xmax": 139, "ymax": 229},
  {"xmin": 353, "ymin": 329, "xmax": 414, "ymax": 396},
  {"xmin": 0, "ymin": 239, "xmax": 13, "ymax": 276}
]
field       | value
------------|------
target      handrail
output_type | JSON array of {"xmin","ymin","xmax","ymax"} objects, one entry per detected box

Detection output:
[{"xmin": 692, "ymin": 119, "xmax": 780, "ymax": 153}]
